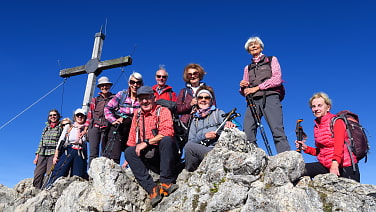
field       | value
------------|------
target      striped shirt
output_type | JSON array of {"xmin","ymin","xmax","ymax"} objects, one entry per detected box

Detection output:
[
  {"xmin": 35, "ymin": 123, "xmax": 63, "ymax": 155},
  {"xmin": 104, "ymin": 89, "xmax": 140, "ymax": 123},
  {"xmin": 127, "ymin": 105, "xmax": 174, "ymax": 147}
]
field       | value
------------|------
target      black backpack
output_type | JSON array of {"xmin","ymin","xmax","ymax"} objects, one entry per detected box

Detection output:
[{"xmin": 330, "ymin": 110, "xmax": 370, "ymax": 171}]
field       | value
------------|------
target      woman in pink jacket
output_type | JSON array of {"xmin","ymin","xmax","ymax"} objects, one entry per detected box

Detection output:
[{"xmin": 295, "ymin": 92, "xmax": 360, "ymax": 182}]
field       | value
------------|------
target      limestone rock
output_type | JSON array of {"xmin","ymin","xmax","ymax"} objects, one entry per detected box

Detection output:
[{"xmin": 1, "ymin": 128, "xmax": 375, "ymax": 212}]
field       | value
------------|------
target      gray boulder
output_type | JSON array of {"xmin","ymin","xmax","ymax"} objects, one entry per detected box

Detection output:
[{"xmin": 1, "ymin": 128, "xmax": 375, "ymax": 212}]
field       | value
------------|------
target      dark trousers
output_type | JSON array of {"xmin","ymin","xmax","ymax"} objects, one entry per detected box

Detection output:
[
  {"xmin": 33, "ymin": 155, "xmax": 54, "ymax": 189},
  {"xmin": 46, "ymin": 146, "xmax": 88, "ymax": 188},
  {"xmin": 184, "ymin": 142, "xmax": 212, "ymax": 172},
  {"xmin": 124, "ymin": 136, "xmax": 179, "ymax": 194},
  {"xmin": 88, "ymin": 126, "xmax": 110, "ymax": 166},
  {"xmin": 104, "ymin": 118, "xmax": 132, "ymax": 164},
  {"xmin": 243, "ymin": 94, "xmax": 291, "ymax": 153},
  {"xmin": 305, "ymin": 162, "xmax": 360, "ymax": 182}
]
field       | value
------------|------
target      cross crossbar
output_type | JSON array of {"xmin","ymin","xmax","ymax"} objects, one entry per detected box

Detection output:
[{"xmin": 59, "ymin": 56, "xmax": 132, "ymax": 78}]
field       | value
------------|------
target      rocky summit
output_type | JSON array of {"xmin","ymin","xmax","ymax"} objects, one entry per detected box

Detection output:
[{"xmin": 1, "ymin": 128, "xmax": 376, "ymax": 212}]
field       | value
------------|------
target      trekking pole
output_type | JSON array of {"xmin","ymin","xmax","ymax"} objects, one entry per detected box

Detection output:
[
  {"xmin": 245, "ymin": 94, "xmax": 273, "ymax": 156},
  {"xmin": 200, "ymin": 108, "xmax": 241, "ymax": 146},
  {"xmin": 41, "ymin": 164, "xmax": 55, "ymax": 189},
  {"xmin": 295, "ymin": 119, "xmax": 306, "ymax": 153},
  {"xmin": 102, "ymin": 124, "xmax": 120, "ymax": 158}
]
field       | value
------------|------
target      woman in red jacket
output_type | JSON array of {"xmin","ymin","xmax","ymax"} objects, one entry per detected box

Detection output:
[{"xmin": 295, "ymin": 92, "xmax": 360, "ymax": 182}]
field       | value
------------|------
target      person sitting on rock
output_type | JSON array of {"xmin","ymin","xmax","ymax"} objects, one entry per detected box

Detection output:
[
  {"xmin": 124, "ymin": 86, "xmax": 180, "ymax": 208},
  {"xmin": 295, "ymin": 92, "xmax": 360, "ymax": 182},
  {"xmin": 184, "ymin": 85, "xmax": 236, "ymax": 172}
]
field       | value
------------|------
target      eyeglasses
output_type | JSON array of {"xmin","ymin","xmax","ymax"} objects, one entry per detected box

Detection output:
[
  {"xmin": 49, "ymin": 114, "xmax": 57, "ymax": 117},
  {"xmin": 197, "ymin": 96, "xmax": 211, "ymax": 100},
  {"xmin": 187, "ymin": 71, "xmax": 199, "ymax": 77},
  {"xmin": 156, "ymin": 75, "xmax": 167, "ymax": 79},
  {"xmin": 137, "ymin": 95, "xmax": 154, "ymax": 101},
  {"xmin": 129, "ymin": 80, "xmax": 142, "ymax": 85}
]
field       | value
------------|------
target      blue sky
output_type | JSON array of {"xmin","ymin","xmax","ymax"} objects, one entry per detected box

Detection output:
[{"xmin": 0, "ymin": 1, "xmax": 375, "ymax": 188}]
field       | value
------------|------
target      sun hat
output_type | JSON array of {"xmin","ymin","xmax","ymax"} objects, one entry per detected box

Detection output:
[
  {"xmin": 74, "ymin": 108, "xmax": 87, "ymax": 116},
  {"xmin": 97, "ymin": 76, "xmax": 113, "ymax": 88}
]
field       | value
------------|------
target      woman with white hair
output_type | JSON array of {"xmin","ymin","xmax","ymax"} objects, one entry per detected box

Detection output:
[
  {"xmin": 184, "ymin": 85, "xmax": 235, "ymax": 172},
  {"xmin": 104, "ymin": 72, "xmax": 143, "ymax": 164},
  {"xmin": 239, "ymin": 36, "xmax": 290, "ymax": 154}
]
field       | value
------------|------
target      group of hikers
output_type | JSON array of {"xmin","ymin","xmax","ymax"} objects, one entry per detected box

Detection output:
[{"xmin": 32, "ymin": 36, "xmax": 361, "ymax": 207}]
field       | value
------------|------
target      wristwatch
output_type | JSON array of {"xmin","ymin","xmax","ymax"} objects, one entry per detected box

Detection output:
[{"xmin": 144, "ymin": 139, "xmax": 150, "ymax": 145}]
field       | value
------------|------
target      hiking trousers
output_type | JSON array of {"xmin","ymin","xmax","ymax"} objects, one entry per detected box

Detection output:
[
  {"xmin": 124, "ymin": 136, "xmax": 179, "ymax": 194},
  {"xmin": 46, "ymin": 146, "xmax": 88, "ymax": 188},
  {"xmin": 88, "ymin": 125, "xmax": 109, "ymax": 166},
  {"xmin": 243, "ymin": 94, "xmax": 290, "ymax": 153},
  {"xmin": 184, "ymin": 142, "xmax": 212, "ymax": 172},
  {"xmin": 33, "ymin": 155, "xmax": 54, "ymax": 189},
  {"xmin": 305, "ymin": 162, "xmax": 360, "ymax": 182}
]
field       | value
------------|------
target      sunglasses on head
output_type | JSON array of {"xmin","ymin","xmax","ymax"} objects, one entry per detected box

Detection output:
[
  {"xmin": 156, "ymin": 75, "xmax": 167, "ymax": 79},
  {"xmin": 49, "ymin": 114, "xmax": 57, "ymax": 117},
  {"xmin": 129, "ymin": 80, "xmax": 142, "ymax": 85},
  {"xmin": 197, "ymin": 96, "xmax": 211, "ymax": 100},
  {"xmin": 187, "ymin": 71, "xmax": 199, "ymax": 77}
]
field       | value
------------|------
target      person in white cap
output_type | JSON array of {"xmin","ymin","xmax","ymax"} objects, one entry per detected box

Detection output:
[
  {"xmin": 45, "ymin": 108, "xmax": 88, "ymax": 189},
  {"xmin": 84, "ymin": 76, "xmax": 114, "ymax": 166},
  {"xmin": 184, "ymin": 85, "xmax": 236, "ymax": 172}
]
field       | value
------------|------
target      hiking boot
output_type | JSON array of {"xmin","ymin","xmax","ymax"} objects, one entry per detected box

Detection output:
[
  {"xmin": 160, "ymin": 183, "xmax": 179, "ymax": 197},
  {"xmin": 149, "ymin": 185, "xmax": 162, "ymax": 207}
]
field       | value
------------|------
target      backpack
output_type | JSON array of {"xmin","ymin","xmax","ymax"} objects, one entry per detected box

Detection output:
[
  {"xmin": 330, "ymin": 110, "xmax": 369, "ymax": 169},
  {"xmin": 155, "ymin": 99, "xmax": 189, "ymax": 151},
  {"xmin": 248, "ymin": 56, "xmax": 285, "ymax": 101}
]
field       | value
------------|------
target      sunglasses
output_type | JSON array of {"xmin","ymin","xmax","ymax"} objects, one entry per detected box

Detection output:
[
  {"xmin": 62, "ymin": 123, "xmax": 69, "ymax": 127},
  {"xmin": 187, "ymin": 71, "xmax": 199, "ymax": 77},
  {"xmin": 129, "ymin": 80, "xmax": 142, "ymax": 85},
  {"xmin": 197, "ymin": 96, "xmax": 211, "ymax": 100},
  {"xmin": 49, "ymin": 114, "xmax": 57, "ymax": 117},
  {"xmin": 75, "ymin": 114, "xmax": 85, "ymax": 117},
  {"xmin": 156, "ymin": 75, "xmax": 167, "ymax": 79}
]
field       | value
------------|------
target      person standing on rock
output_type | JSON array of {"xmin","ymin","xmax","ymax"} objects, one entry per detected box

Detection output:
[
  {"xmin": 104, "ymin": 72, "xmax": 143, "ymax": 164},
  {"xmin": 45, "ymin": 108, "xmax": 89, "ymax": 189},
  {"xmin": 239, "ymin": 36, "xmax": 290, "ymax": 154},
  {"xmin": 184, "ymin": 85, "xmax": 236, "ymax": 172},
  {"xmin": 124, "ymin": 86, "xmax": 180, "ymax": 208},
  {"xmin": 152, "ymin": 65, "xmax": 177, "ymax": 102},
  {"xmin": 85, "ymin": 76, "xmax": 115, "ymax": 166},
  {"xmin": 295, "ymin": 92, "xmax": 360, "ymax": 182},
  {"xmin": 33, "ymin": 109, "xmax": 63, "ymax": 189}
]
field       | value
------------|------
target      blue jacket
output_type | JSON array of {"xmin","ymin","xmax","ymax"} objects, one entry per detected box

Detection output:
[{"xmin": 188, "ymin": 108, "xmax": 225, "ymax": 146}]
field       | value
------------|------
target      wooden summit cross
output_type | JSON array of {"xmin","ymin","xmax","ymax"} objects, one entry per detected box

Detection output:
[{"xmin": 59, "ymin": 30, "xmax": 132, "ymax": 112}]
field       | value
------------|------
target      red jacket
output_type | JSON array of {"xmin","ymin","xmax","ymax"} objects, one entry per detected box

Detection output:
[
  {"xmin": 305, "ymin": 112, "xmax": 356, "ymax": 168},
  {"xmin": 152, "ymin": 84, "xmax": 177, "ymax": 102}
]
